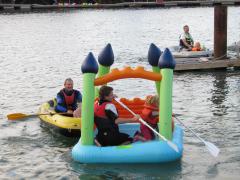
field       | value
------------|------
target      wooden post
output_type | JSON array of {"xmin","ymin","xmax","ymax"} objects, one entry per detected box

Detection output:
[{"xmin": 214, "ymin": 5, "xmax": 227, "ymax": 60}]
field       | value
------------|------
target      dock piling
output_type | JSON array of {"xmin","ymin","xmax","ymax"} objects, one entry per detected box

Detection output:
[{"xmin": 214, "ymin": 5, "xmax": 227, "ymax": 60}]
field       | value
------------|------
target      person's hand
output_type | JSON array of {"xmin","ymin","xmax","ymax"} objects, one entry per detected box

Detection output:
[
  {"xmin": 132, "ymin": 114, "xmax": 140, "ymax": 122},
  {"xmin": 73, "ymin": 108, "xmax": 81, "ymax": 118},
  {"xmin": 67, "ymin": 110, "xmax": 73, "ymax": 114},
  {"xmin": 113, "ymin": 94, "xmax": 118, "ymax": 98}
]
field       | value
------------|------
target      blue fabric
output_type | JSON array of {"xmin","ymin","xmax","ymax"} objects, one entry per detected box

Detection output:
[{"xmin": 55, "ymin": 89, "xmax": 82, "ymax": 112}]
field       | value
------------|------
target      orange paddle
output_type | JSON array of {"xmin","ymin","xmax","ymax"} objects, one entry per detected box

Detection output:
[{"xmin": 7, "ymin": 112, "xmax": 71, "ymax": 120}]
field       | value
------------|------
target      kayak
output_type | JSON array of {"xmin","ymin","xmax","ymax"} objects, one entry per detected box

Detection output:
[
  {"xmin": 38, "ymin": 97, "xmax": 145, "ymax": 137},
  {"xmin": 170, "ymin": 46, "xmax": 213, "ymax": 58},
  {"xmin": 38, "ymin": 99, "xmax": 81, "ymax": 137}
]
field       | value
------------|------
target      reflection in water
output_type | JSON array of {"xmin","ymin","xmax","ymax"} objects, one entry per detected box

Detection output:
[
  {"xmin": 210, "ymin": 70, "xmax": 229, "ymax": 116},
  {"xmin": 70, "ymin": 160, "xmax": 182, "ymax": 179},
  {"xmin": 206, "ymin": 162, "xmax": 220, "ymax": 179}
]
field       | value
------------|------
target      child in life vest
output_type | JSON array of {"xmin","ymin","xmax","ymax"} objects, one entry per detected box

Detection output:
[
  {"xmin": 192, "ymin": 42, "xmax": 204, "ymax": 51},
  {"xmin": 134, "ymin": 95, "xmax": 159, "ymax": 142},
  {"xmin": 134, "ymin": 95, "xmax": 174, "ymax": 142}
]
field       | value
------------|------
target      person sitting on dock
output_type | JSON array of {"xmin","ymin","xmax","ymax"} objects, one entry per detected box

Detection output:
[
  {"xmin": 94, "ymin": 85, "xmax": 140, "ymax": 147},
  {"xmin": 55, "ymin": 78, "xmax": 82, "ymax": 117},
  {"xmin": 179, "ymin": 25, "xmax": 194, "ymax": 51}
]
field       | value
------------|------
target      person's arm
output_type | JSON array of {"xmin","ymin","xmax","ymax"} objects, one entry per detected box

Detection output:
[
  {"xmin": 55, "ymin": 93, "xmax": 67, "ymax": 112},
  {"xmin": 115, "ymin": 116, "xmax": 139, "ymax": 124},
  {"xmin": 105, "ymin": 103, "xmax": 118, "ymax": 121},
  {"xmin": 76, "ymin": 90, "xmax": 82, "ymax": 103},
  {"xmin": 72, "ymin": 90, "xmax": 82, "ymax": 111},
  {"xmin": 73, "ymin": 103, "xmax": 81, "ymax": 118},
  {"xmin": 73, "ymin": 91, "xmax": 82, "ymax": 118},
  {"xmin": 105, "ymin": 103, "xmax": 139, "ymax": 124},
  {"xmin": 189, "ymin": 34, "xmax": 194, "ymax": 45},
  {"xmin": 182, "ymin": 39, "xmax": 192, "ymax": 49}
]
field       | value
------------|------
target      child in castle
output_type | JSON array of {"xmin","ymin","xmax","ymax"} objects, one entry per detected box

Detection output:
[
  {"xmin": 134, "ymin": 95, "xmax": 174, "ymax": 142},
  {"xmin": 134, "ymin": 95, "xmax": 159, "ymax": 142}
]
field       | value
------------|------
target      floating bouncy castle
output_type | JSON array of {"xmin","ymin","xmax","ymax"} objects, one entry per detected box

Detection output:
[{"xmin": 71, "ymin": 43, "xmax": 183, "ymax": 163}]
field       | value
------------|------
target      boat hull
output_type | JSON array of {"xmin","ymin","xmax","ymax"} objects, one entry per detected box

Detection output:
[
  {"xmin": 38, "ymin": 99, "xmax": 81, "ymax": 137},
  {"xmin": 170, "ymin": 46, "xmax": 213, "ymax": 58},
  {"xmin": 72, "ymin": 124, "xmax": 183, "ymax": 163},
  {"xmin": 38, "ymin": 97, "xmax": 146, "ymax": 137}
]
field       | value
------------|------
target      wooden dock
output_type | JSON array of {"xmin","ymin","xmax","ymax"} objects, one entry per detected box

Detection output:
[
  {"xmin": 0, "ymin": 1, "xmax": 240, "ymax": 12},
  {"xmin": 175, "ymin": 57, "xmax": 240, "ymax": 71},
  {"xmin": 1, "ymin": 1, "xmax": 240, "ymax": 72}
]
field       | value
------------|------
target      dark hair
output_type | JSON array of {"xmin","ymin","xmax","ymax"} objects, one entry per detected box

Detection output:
[{"xmin": 99, "ymin": 85, "xmax": 113, "ymax": 100}]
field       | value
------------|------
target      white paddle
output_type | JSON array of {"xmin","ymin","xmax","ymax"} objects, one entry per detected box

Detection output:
[
  {"xmin": 115, "ymin": 98, "xmax": 179, "ymax": 153},
  {"xmin": 174, "ymin": 115, "xmax": 220, "ymax": 157}
]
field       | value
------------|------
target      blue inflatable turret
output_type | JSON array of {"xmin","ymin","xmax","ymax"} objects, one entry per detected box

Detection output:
[
  {"xmin": 158, "ymin": 48, "xmax": 176, "ymax": 69},
  {"xmin": 98, "ymin": 43, "xmax": 114, "ymax": 66},
  {"xmin": 95, "ymin": 44, "xmax": 114, "ymax": 98},
  {"xmin": 148, "ymin": 43, "xmax": 162, "ymax": 95},
  {"xmin": 81, "ymin": 52, "xmax": 99, "ymax": 74},
  {"xmin": 148, "ymin": 43, "xmax": 161, "ymax": 66}
]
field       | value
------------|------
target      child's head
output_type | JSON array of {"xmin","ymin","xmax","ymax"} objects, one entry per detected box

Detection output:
[
  {"xmin": 194, "ymin": 42, "xmax": 201, "ymax": 49},
  {"xmin": 145, "ymin": 95, "xmax": 159, "ymax": 107}
]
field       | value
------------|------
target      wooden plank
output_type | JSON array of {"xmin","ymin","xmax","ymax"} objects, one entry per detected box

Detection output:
[
  {"xmin": 3, "ymin": 5, "xmax": 14, "ymax": 11},
  {"xmin": 1, "ymin": 0, "xmax": 239, "ymax": 10},
  {"xmin": 200, "ymin": 2, "xmax": 213, "ymax": 6},
  {"xmin": 20, "ymin": 4, "xmax": 31, "ymax": 11},
  {"xmin": 175, "ymin": 58, "xmax": 240, "ymax": 71}
]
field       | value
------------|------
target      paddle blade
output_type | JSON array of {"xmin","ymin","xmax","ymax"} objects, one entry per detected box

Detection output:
[
  {"xmin": 205, "ymin": 141, "xmax": 220, "ymax": 157},
  {"xmin": 7, "ymin": 113, "xmax": 28, "ymax": 120}
]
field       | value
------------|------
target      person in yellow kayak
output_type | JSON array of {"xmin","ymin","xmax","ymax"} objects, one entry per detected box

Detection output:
[
  {"xmin": 55, "ymin": 78, "xmax": 82, "ymax": 117},
  {"xmin": 179, "ymin": 25, "xmax": 194, "ymax": 51}
]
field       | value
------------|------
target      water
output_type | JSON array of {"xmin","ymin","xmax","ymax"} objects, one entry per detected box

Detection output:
[{"xmin": 0, "ymin": 7, "xmax": 240, "ymax": 179}]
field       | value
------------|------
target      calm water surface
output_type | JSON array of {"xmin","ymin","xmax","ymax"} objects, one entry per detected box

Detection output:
[{"xmin": 0, "ymin": 7, "xmax": 240, "ymax": 179}]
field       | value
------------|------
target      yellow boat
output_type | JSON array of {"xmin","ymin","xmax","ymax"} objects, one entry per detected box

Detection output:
[
  {"xmin": 38, "ymin": 99, "xmax": 81, "ymax": 137},
  {"xmin": 38, "ymin": 97, "xmax": 146, "ymax": 137}
]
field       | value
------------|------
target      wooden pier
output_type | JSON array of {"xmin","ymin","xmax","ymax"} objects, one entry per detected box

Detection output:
[
  {"xmin": 0, "ymin": 1, "xmax": 240, "ymax": 11},
  {"xmin": 175, "ymin": 57, "xmax": 240, "ymax": 71},
  {"xmin": 1, "ymin": 0, "xmax": 240, "ymax": 72}
]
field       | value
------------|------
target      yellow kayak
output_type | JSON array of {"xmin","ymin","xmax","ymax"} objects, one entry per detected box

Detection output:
[
  {"xmin": 38, "ymin": 99, "xmax": 81, "ymax": 137},
  {"xmin": 38, "ymin": 97, "xmax": 146, "ymax": 137}
]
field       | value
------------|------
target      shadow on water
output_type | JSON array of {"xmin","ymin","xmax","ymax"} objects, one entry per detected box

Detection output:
[
  {"xmin": 69, "ymin": 160, "xmax": 182, "ymax": 179},
  {"xmin": 39, "ymin": 121, "xmax": 79, "ymax": 147}
]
